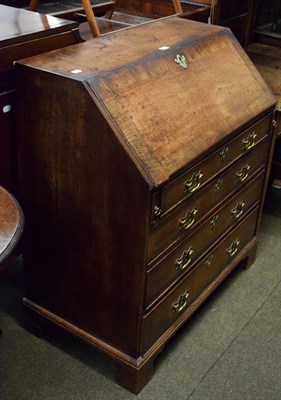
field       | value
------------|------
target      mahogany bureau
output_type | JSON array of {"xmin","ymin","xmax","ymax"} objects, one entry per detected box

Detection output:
[{"xmin": 15, "ymin": 17, "xmax": 276, "ymax": 393}]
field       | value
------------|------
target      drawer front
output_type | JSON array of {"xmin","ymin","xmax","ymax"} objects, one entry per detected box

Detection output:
[
  {"xmin": 159, "ymin": 114, "xmax": 271, "ymax": 215},
  {"xmin": 142, "ymin": 207, "xmax": 259, "ymax": 352},
  {"xmin": 148, "ymin": 139, "xmax": 269, "ymax": 261},
  {"xmin": 146, "ymin": 171, "xmax": 264, "ymax": 307}
]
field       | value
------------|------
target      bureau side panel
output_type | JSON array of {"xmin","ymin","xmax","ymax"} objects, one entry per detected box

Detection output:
[{"xmin": 16, "ymin": 68, "xmax": 150, "ymax": 357}]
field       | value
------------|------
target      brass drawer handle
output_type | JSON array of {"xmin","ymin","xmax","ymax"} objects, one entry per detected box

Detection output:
[
  {"xmin": 236, "ymin": 164, "xmax": 251, "ymax": 183},
  {"xmin": 176, "ymin": 247, "xmax": 193, "ymax": 271},
  {"xmin": 231, "ymin": 201, "xmax": 246, "ymax": 219},
  {"xmin": 219, "ymin": 146, "xmax": 229, "ymax": 161},
  {"xmin": 179, "ymin": 207, "xmax": 198, "ymax": 230},
  {"xmin": 172, "ymin": 291, "xmax": 189, "ymax": 313},
  {"xmin": 226, "ymin": 239, "xmax": 240, "ymax": 258},
  {"xmin": 210, "ymin": 215, "xmax": 219, "ymax": 229},
  {"xmin": 184, "ymin": 171, "xmax": 203, "ymax": 194},
  {"xmin": 243, "ymin": 131, "xmax": 257, "ymax": 150}
]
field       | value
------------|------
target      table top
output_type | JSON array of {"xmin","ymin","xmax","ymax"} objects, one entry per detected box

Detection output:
[
  {"xmin": 0, "ymin": 4, "xmax": 77, "ymax": 47},
  {"xmin": 0, "ymin": 187, "xmax": 23, "ymax": 264}
]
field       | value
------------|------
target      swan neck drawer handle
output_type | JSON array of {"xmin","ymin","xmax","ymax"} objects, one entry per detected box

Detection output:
[
  {"xmin": 172, "ymin": 291, "xmax": 189, "ymax": 313},
  {"xmin": 226, "ymin": 239, "xmax": 240, "ymax": 258},
  {"xmin": 179, "ymin": 207, "xmax": 198, "ymax": 230},
  {"xmin": 236, "ymin": 164, "xmax": 251, "ymax": 183},
  {"xmin": 243, "ymin": 131, "xmax": 257, "ymax": 150},
  {"xmin": 176, "ymin": 247, "xmax": 194, "ymax": 271},
  {"xmin": 184, "ymin": 171, "xmax": 203, "ymax": 193}
]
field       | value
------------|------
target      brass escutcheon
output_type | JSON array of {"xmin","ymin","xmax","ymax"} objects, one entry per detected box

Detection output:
[
  {"xmin": 172, "ymin": 291, "xmax": 189, "ymax": 313},
  {"xmin": 174, "ymin": 54, "xmax": 187, "ymax": 69},
  {"xmin": 210, "ymin": 215, "xmax": 219, "ymax": 229},
  {"xmin": 226, "ymin": 239, "xmax": 240, "ymax": 258},
  {"xmin": 231, "ymin": 201, "xmax": 246, "ymax": 219},
  {"xmin": 205, "ymin": 254, "xmax": 214, "ymax": 266},
  {"xmin": 184, "ymin": 171, "xmax": 203, "ymax": 193},
  {"xmin": 219, "ymin": 146, "xmax": 229, "ymax": 161},
  {"xmin": 236, "ymin": 164, "xmax": 251, "ymax": 183},
  {"xmin": 242, "ymin": 131, "xmax": 257, "ymax": 150},
  {"xmin": 214, "ymin": 178, "xmax": 223, "ymax": 192},
  {"xmin": 176, "ymin": 247, "xmax": 194, "ymax": 271},
  {"xmin": 179, "ymin": 207, "xmax": 198, "ymax": 230}
]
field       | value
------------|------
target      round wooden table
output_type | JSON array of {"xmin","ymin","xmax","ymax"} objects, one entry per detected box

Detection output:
[{"xmin": 0, "ymin": 187, "xmax": 24, "ymax": 271}]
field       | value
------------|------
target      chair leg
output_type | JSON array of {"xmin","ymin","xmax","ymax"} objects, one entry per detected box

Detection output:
[
  {"xmin": 105, "ymin": 0, "xmax": 117, "ymax": 19},
  {"xmin": 172, "ymin": 0, "xmax": 183, "ymax": 14},
  {"xmin": 29, "ymin": 0, "xmax": 39, "ymax": 11},
  {"xmin": 81, "ymin": 0, "xmax": 101, "ymax": 37}
]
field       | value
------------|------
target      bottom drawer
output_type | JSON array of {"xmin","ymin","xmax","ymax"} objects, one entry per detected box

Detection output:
[{"xmin": 142, "ymin": 207, "xmax": 259, "ymax": 353}]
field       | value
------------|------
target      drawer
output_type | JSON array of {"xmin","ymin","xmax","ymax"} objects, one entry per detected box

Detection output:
[
  {"xmin": 148, "ymin": 139, "xmax": 269, "ymax": 261},
  {"xmin": 146, "ymin": 170, "xmax": 265, "ymax": 307},
  {"xmin": 158, "ymin": 114, "xmax": 271, "ymax": 216},
  {"xmin": 142, "ymin": 207, "xmax": 259, "ymax": 352}
]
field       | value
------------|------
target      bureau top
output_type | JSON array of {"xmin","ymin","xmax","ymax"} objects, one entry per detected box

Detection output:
[
  {"xmin": 0, "ymin": 5, "xmax": 77, "ymax": 47},
  {"xmin": 16, "ymin": 17, "xmax": 276, "ymax": 186}
]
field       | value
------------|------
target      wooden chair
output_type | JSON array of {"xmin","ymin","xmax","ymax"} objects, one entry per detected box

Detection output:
[{"xmin": 29, "ymin": 0, "xmax": 183, "ymax": 38}]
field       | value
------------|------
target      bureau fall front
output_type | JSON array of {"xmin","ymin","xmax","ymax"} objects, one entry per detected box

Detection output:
[{"xmin": 15, "ymin": 17, "xmax": 276, "ymax": 393}]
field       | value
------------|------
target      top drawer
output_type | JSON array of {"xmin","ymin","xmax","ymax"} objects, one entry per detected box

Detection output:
[{"xmin": 156, "ymin": 114, "xmax": 272, "ymax": 217}]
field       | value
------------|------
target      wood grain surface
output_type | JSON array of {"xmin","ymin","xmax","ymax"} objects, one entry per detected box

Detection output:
[
  {"xmin": 17, "ymin": 17, "xmax": 275, "ymax": 186},
  {"xmin": 0, "ymin": 187, "xmax": 22, "ymax": 263}
]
